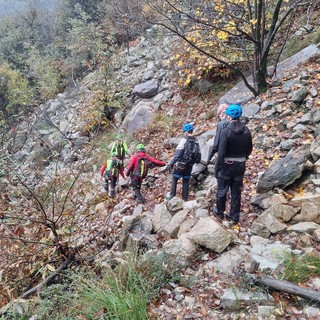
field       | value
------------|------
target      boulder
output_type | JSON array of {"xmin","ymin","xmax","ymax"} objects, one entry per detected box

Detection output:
[
  {"xmin": 162, "ymin": 236, "xmax": 197, "ymax": 265},
  {"xmin": 186, "ymin": 217, "xmax": 232, "ymax": 253},
  {"xmin": 152, "ymin": 203, "xmax": 172, "ymax": 233},
  {"xmin": 256, "ymin": 145, "xmax": 310, "ymax": 193},
  {"xmin": 133, "ymin": 80, "xmax": 158, "ymax": 98},
  {"xmin": 121, "ymin": 100, "xmax": 156, "ymax": 133}
]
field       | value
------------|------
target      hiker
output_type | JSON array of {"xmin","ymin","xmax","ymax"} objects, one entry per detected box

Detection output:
[
  {"xmin": 167, "ymin": 123, "xmax": 201, "ymax": 201},
  {"xmin": 111, "ymin": 137, "xmax": 129, "ymax": 166},
  {"xmin": 206, "ymin": 103, "xmax": 229, "ymax": 165},
  {"xmin": 126, "ymin": 144, "xmax": 166, "ymax": 203},
  {"xmin": 100, "ymin": 152, "xmax": 125, "ymax": 197},
  {"xmin": 214, "ymin": 104, "xmax": 252, "ymax": 225}
]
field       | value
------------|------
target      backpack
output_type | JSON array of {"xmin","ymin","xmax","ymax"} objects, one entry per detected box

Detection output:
[
  {"xmin": 105, "ymin": 159, "xmax": 120, "ymax": 178},
  {"xmin": 114, "ymin": 142, "xmax": 126, "ymax": 159},
  {"xmin": 133, "ymin": 155, "xmax": 149, "ymax": 179},
  {"xmin": 180, "ymin": 136, "xmax": 201, "ymax": 164}
]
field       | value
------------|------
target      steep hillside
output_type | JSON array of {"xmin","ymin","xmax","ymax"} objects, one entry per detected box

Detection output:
[{"xmin": 1, "ymin": 25, "xmax": 320, "ymax": 319}]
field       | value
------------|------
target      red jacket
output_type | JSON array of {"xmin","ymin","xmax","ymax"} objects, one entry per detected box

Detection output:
[
  {"xmin": 126, "ymin": 151, "xmax": 165, "ymax": 177},
  {"xmin": 100, "ymin": 159, "xmax": 125, "ymax": 178}
]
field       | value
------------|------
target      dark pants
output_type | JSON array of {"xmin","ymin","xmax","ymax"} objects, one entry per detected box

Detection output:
[
  {"xmin": 130, "ymin": 175, "xmax": 144, "ymax": 202},
  {"xmin": 170, "ymin": 163, "xmax": 193, "ymax": 201},
  {"xmin": 215, "ymin": 161, "xmax": 245, "ymax": 222},
  {"xmin": 104, "ymin": 175, "xmax": 117, "ymax": 197}
]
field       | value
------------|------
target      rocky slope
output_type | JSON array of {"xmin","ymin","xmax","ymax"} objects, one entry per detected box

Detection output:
[{"xmin": 1, "ymin": 25, "xmax": 320, "ymax": 319}]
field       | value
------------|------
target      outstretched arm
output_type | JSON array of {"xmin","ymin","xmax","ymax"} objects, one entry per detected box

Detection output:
[
  {"xmin": 148, "ymin": 156, "xmax": 166, "ymax": 167},
  {"xmin": 100, "ymin": 163, "xmax": 107, "ymax": 176}
]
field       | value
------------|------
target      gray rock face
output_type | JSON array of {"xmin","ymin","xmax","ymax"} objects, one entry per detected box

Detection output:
[
  {"xmin": 186, "ymin": 217, "xmax": 232, "ymax": 253},
  {"xmin": 256, "ymin": 145, "xmax": 310, "ymax": 193},
  {"xmin": 250, "ymin": 236, "xmax": 292, "ymax": 270},
  {"xmin": 242, "ymin": 103, "xmax": 260, "ymax": 119},
  {"xmin": 162, "ymin": 236, "xmax": 197, "ymax": 265},
  {"xmin": 289, "ymin": 86, "xmax": 308, "ymax": 104},
  {"xmin": 219, "ymin": 44, "xmax": 320, "ymax": 105},
  {"xmin": 152, "ymin": 203, "xmax": 172, "ymax": 233},
  {"xmin": 133, "ymin": 80, "xmax": 158, "ymax": 98},
  {"xmin": 291, "ymin": 193, "xmax": 320, "ymax": 223},
  {"xmin": 221, "ymin": 288, "xmax": 273, "ymax": 310},
  {"xmin": 121, "ymin": 100, "xmax": 155, "ymax": 133}
]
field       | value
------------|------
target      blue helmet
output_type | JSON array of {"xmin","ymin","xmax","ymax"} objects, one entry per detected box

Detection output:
[
  {"xmin": 226, "ymin": 104, "xmax": 242, "ymax": 119},
  {"xmin": 182, "ymin": 123, "xmax": 194, "ymax": 133}
]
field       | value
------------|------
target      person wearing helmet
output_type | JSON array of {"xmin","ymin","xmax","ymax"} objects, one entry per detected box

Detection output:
[
  {"xmin": 213, "ymin": 104, "xmax": 252, "ymax": 225},
  {"xmin": 167, "ymin": 123, "xmax": 201, "ymax": 201},
  {"xmin": 207, "ymin": 103, "xmax": 229, "ymax": 164},
  {"xmin": 100, "ymin": 152, "xmax": 125, "ymax": 197},
  {"xmin": 111, "ymin": 136, "xmax": 129, "ymax": 167},
  {"xmin": 126, "ymin": 143, "xmax": 166, "ymax": 203}
]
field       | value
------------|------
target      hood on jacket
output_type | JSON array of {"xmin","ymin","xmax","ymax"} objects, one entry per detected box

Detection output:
[{"xmin": 227, "ymin": 121, "xmax": 246, "ymax": 134}]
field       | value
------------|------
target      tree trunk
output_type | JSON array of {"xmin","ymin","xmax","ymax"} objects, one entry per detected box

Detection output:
[
  {"xmin": 247, "ymin": 274, "xmax": 320, "ymax": 303},
  {"xmin": 255, "ymin": 68, "xmax": 268, "ymax": 93}
]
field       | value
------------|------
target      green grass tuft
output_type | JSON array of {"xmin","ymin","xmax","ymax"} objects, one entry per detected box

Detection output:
[{"xmin": 282, "ymin": 253, "xmax": 320, "ymax": 283}]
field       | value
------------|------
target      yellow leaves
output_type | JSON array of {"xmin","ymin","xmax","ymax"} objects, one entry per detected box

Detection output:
[
  {"xmin": 250, "ymin": 19, "xmax": 257, "ymax": 25},
  {"xmin": 177, "ymin": 60, "xmax": 183, "ymax": 68},
  {"xmin": 293, "ymin": 186, "xmax": 305, "ymax": 198},
  {"xmin": 216, "ymin": 31, "xmax": 228, "ymax": 41},
  {"xmin": 185, "ymin": 77, "xmax": 192, "ymax": 85}
]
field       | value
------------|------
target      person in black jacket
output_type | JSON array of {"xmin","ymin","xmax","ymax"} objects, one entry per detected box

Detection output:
[
  {"xmin": 167, "ymin": 123, "xmax": 201, "ymax": 201},
  {"xmin": 207, "ymin": 103, "xmax": 228, "ymax": 164},
  {"xmin": 214, "ymin": 104, "xmax": 252, "ymax": 224}
]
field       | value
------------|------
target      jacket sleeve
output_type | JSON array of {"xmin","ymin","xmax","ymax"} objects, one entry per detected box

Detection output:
[
  {"xmin": 246, "ymin": 129, "xmax": 253, "ymax": 159},
  {"xmin": 169, "ymin": 138, "xmax": 186, "ymax": 166},
  {"xmin": 100, "ymin": 163, "xmax": 107, "ymax": 176},
  {"xmin": 126, "ymin": 155, "xmax": 136, "ymax": 176},
  {"xmin": 207, "ymin": 121, "xmax": 225, "ymax": 162},
  {"xmin": 148, "ymin": 156, "xmax": 166, "ymax": 167},
  {"xmin": 216, "ymin": 128, "xmax": 228, "ymax": 170}
]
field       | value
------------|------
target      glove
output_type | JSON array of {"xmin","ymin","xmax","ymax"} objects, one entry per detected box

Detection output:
[{"xmin": 166, "ymin": 164, "xmax": 174, "ymax": 173}]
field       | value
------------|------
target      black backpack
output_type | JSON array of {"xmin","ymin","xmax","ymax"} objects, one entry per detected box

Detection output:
[
  {"xmin": 181, "ymin": 136, "xmax": 201, "ymax": 164},
  {"xmin": 133, "ymin": 155, "xmax": 150, "ymax": 179}
]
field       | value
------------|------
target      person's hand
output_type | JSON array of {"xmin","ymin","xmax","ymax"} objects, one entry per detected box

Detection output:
[{"xmin": 166, "ymin": 164, "xmax": 173, "ymax": 173}]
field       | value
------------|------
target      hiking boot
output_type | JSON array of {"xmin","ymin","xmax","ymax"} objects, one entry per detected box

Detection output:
[
  {"xmin": 213, "ymin": 211, "xmax": 224, "ymax": 221},
  {"xmin": 212, "ymin": 207, "xmax": 224, "ymax": 220},
  {"xmin": 225, "ymin": 215, "xmax": 239, "ymax": 225},
  {"xmin": 137, "ymin": 197, "xmax": 145, "ymax": 204}
]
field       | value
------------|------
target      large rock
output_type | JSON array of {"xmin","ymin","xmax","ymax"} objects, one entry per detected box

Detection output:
[
  {"xmin": 163, "ymin": 209, "xmax": 190, "ymax": 238},
  {"xmin": 162, "ymin": 236, "xmax": 197, "ymax": 265},
  {"xmin": 256, "ymin": 145, "xmax": 310, "ymax": 193},
  {"xmin": 121, "ymin": 100, "xmax": 156, "ymax": 133},
  {"xmin": 251, "ymin": 192, "xmax": 288, "ymax": 209},
  {"xmin": 132, "ymin": 80, "xmax": 158, "ymax": 98},
  {"xmin": 208, "ymin": 246, "xmax": 250, "ymax": 274},
  {"xmin": 250, "ymin": 236, "xmax": 291, "ymax": 270},
  {"xmin": 221, "ymin": 288, "xmax": 273, "ymax": 310},
  {"xmin": 152, "ymin": 203, "xmax": 172, "ymax": 233},
  {"xmin": 291, "ymin": 193, "xmax": 320, "ymax": 223},
  {"xmin": 251, "ymin": 209, "xmax": 287, "ymax": 236},
  {"xmin": 287, "ymin": 222, "xmax": 320, "ymax": 233},
  {"xmin": 186, "ymin": 217, "xmax": 232, "ymax": 253}
]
